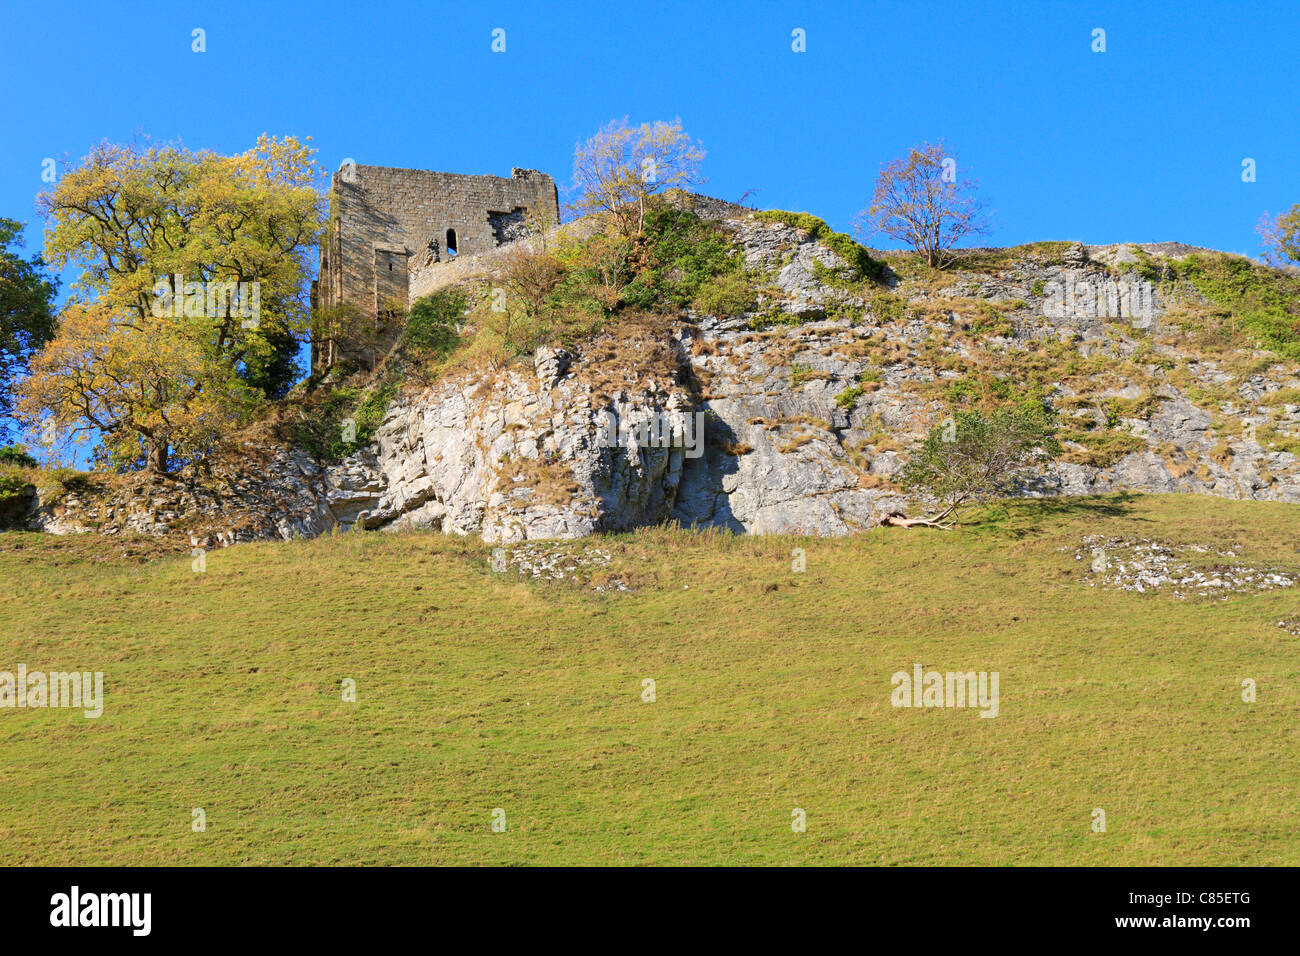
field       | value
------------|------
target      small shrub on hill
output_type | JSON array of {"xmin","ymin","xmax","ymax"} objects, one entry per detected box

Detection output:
[
  {"xmin": 406, "ymin": 290, "xmax": 465, "ymax": 358},
  {"xmin": 693, "ymin": 271, "xmax": 759, "ymax": 316},
  {"xmin": 622, "ymin": 205, "xmax": 746, "ymax": 310},
  {"xmin": 0, "ymin": 445, "xmax": 38, "ymax": 468},
  {"xmin": 755, "ymin": 210, "xmax": 888, "ymax": 283},
  {"xmin": 898, "ymin": 406, "xmax": 1061, "ymax": 527},
  {"xmin": 292, "ymin": 380, "xmax": 399, "ymax": 462},
  {"xmin": 835, "ymin": 386, "xmax": 864, "ymax": 408},
  {"xmin": 1169, "ymin": 253, "xmax": 1300, "ymax": 360}
]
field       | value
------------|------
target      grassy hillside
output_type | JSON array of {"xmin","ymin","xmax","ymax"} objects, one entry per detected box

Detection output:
[{"xmin": 1, "ymin": 493, "xmax": 1298, "ymax": 865}]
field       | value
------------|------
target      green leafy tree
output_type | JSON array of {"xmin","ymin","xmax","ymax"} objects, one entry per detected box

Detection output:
[
  {"xmin": 893, "ymin": 406, "xmax": 1060, "ymax": 528},
  {"xmin": 0, "ymin": 219, "xmax": 58, "ymax": 440},
  {"xmin": 19, "ymin": 136, "xmax": 323, "ymax": 472}
]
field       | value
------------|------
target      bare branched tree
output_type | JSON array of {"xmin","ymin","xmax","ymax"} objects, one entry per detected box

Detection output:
[
  {"xmin": 570, "ymin": 118, "xmax": 705, "ymax": 237},
  {"xmin": 858, "ymin": 142, "xmax": 990, "ymax": 269}
]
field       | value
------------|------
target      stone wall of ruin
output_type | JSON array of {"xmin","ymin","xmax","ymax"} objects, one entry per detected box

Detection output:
[{"xmin": 313, "ymin": 164, "xmax": 558, "ymax": 370}]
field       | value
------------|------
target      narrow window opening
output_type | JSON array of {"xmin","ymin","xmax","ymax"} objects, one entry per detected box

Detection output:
[{"xmin": 446, "ymin": 228, "xmax": 458, "ymax": 257}]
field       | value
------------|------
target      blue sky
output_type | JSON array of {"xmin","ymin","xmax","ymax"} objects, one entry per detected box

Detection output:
[
  {"xmin": 2, "ymin": 0, "xmax": 1296, "ymax": 271},
  {"xmin": 0, "ymin": 0, "xmax": 1296, "ymax": 456}
]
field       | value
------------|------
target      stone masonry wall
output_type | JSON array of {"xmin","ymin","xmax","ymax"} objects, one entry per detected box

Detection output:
[{"xmin": 314, "ymin": 164, "xmax": 559, "ymax": 370}]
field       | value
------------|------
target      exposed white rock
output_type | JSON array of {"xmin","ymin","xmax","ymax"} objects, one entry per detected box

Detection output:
[
  {"xmin": 1073, "ymin": 534, "xmax": 1297, "ymax": 599},
  {"xmin": 15, "ymin": 225, "xmax": 1300, "ymax": 548}
]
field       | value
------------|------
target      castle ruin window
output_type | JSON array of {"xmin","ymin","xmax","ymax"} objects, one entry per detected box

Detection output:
[{"xmin": 446, "ymin": 228, "xmax": 458, "ymax": 256}]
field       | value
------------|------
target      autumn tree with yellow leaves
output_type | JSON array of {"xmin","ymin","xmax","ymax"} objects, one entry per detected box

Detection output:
[
  {"xmin": 18, "ymin": 136, "xmax": 323, "ymax": 472},
  {"xmin": 1258, "ymin": 205, "xmax": 1300, "ymax": 267}
]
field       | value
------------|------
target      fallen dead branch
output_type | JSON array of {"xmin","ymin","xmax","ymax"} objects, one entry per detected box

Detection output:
[{"xmin": 879, "ymin": 510, "xmax": 954, "ymax": 530}]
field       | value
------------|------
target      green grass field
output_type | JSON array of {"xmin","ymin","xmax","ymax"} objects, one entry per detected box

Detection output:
[{"xmin": 2, "ymin": 493, "xmax": 1298, "ymax": 865}]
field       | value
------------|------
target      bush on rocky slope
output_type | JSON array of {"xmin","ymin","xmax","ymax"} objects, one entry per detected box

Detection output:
[
  {"xmin": 1166, "ymin": 253, "xmax": 1300, "ymax": 360},
  {"xmin": 753, "ymin": 209, "xmax": 888, "ymax": 282}
]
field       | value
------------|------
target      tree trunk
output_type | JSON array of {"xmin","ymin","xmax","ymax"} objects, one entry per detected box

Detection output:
[{"xmin": 145, "ymin": 438, "xmax": 169, "ymax": 474}]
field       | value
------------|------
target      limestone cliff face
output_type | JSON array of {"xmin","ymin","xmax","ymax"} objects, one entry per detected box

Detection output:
[
  {"xmin": 17, "ymin": 218, "xmax": 1300, "ymax": 546},
  {"xmin": 358, "ymin": 355, "xmax": 695, "ymax": 543}
]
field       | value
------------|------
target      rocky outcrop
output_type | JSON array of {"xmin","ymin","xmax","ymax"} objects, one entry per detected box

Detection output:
[
  {"xmin": 18, "ymin": 446, "xmax": 339, "ymax": 545},
  {"xmin": 17, "ymin": 220, "xmax": 1300, "ymax": 547},
  {"xmin": 737, "ymin": 218, "xmax": 859, "ymax": 319},
  {"xmin": 357, "ymin": 371, "xmax": 694, "ymax": 543}
]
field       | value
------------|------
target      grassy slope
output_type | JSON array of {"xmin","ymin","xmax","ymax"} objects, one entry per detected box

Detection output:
[{"xmin": 1, "ymin": 493, "xmax": 1297, "ymax": 866}]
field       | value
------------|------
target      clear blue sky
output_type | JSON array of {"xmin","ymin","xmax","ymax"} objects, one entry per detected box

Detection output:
[
  {"xmin": 2, "ymin": 0, "xmax": 1296, "ymax": 271},
  {"xmin": 2, "ymin": 0, "xmax": 1294, "ymax": 457}
]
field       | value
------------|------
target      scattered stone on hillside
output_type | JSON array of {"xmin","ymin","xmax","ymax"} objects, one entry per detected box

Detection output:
[
  {"xmin": 1276, "ymin": 616, "xmax": 1300, "ymax": 636},
  {"xmin": 1071, "ymin": 534, "xmax": 1296, "ymax": 599},
  {"xmin": 489, "ymin": 541, "xmax": 628, "ymax": 591}
]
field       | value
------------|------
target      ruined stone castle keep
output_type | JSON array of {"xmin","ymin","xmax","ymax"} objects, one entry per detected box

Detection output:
[{"xmin": 311, "ymin": 163, "xmax": 559, "ymax": 370}]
